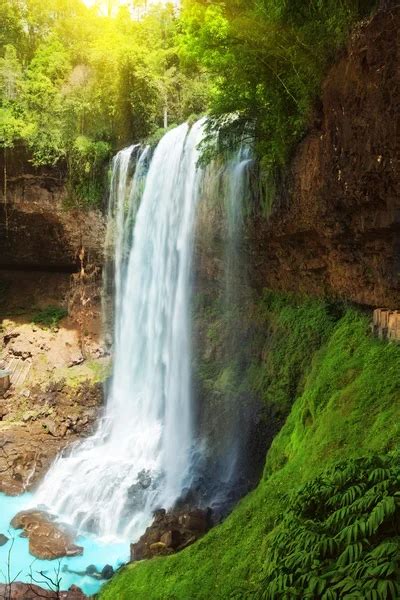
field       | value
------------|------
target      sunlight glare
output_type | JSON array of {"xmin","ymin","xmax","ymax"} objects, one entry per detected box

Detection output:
[{"xmin": 82, "ymin": 0, "xmax": 177, "ymax": 12}]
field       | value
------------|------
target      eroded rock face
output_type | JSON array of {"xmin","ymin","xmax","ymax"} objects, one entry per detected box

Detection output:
[
  {"xmin": 130, "ymin": 507, "xmax": 212, "ymax": 561},
  {"xmin": 0, "ymin": 583, "xmax": 86, "ymax": 599},
  {"xmin": 0, "ymin": 157, "xmax": 105, "ymax": 271},
  {"xmin": 11, "ymin": 510, "xmax": 83, "ymax": 561},
  {"xmin": 0, "ymin": 380, "xmax": 103, "ymax": 495},
  {"xmin": 251, "ymin": 6, "xmax": 400, "ymax": 308}
]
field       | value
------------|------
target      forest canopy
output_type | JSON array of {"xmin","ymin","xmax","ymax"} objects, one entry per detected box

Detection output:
[
  {"xmin": 0, "ymin": 0, "xmax": 376, "ymax": 205},
  {"xmin": 0, "ymin": 0, "xmax": 208, "ymax": 205}
]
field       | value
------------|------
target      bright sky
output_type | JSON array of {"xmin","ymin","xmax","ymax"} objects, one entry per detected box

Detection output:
[{"xmin": 82, "ymin": 0, "xmax": 177, "ymax": 13}]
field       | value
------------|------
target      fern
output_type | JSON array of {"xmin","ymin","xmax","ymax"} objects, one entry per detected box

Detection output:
[{"xmin": 248, "ymin": 452, "xmax": 400, "ymax": 600}]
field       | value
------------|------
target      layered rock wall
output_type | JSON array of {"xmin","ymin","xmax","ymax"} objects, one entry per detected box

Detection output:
[
  {"xmin": 0, "ymin": 160, "xmax": 105, "ymax": 271},
  {"xmin": 252, "ymin": 6, "xmax": 400, "ymax": 308}
]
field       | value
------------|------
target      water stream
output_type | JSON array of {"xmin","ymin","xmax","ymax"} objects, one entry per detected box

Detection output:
[
  {"xmin": 0, "ymin": 119, "xmax": 256, "ymax": 594},
  {"xmin": 35, "ymin": 119, "xmax": 206, "ymax": 541}
]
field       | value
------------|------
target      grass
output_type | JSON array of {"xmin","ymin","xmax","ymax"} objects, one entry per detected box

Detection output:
[{"xmin": 99, "ymin": 294, "xmax": 400, "ymax": 600}]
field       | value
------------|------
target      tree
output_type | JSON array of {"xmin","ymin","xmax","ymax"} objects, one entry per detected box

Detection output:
[{"xmin": 0, "ymin": 45, "xmax": 22, "ymax": 101}]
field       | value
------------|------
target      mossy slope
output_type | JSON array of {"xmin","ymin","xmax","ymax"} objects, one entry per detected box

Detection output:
[{"xmin": 100, "ymin": 294, "xmax": 400, "ymax": 600}]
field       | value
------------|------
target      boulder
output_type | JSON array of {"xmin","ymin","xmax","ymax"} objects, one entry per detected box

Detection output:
[
  {"xmin": 130, "ymin": 506, "xmax": 212, "ymax": 562},
  {"xmin": 149, "ymin": 542, "xmax": 170, "ymax": 556},
  {"xmin": 101, "ymin": 564, "xmax": 114, "ymax": 580},
  {"xmin": 160, "ymin": 529, "xmax": 181, "ymax": 549},
  {"xmin": 85, "ymin": 564, "xmax": 97, "ymax": 576},
  {"xmin": 178, "ymin": 509, "xmax": 209, "ymax": 533},
  {"xmin": 11, "ymin": 510, "xmax": 83, "ymax": 560}
]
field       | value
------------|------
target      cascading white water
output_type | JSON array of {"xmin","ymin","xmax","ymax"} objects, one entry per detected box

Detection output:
[
  {"xmin": 35, "ymin": 119, "xmax": 205, "ymax": 541},
  {"xmin": 190, "ymin": 143, "xmax": 254, "ymax": 511},
  {"xmin": 220, "ymin": 145, "xmax": 253, "ymax": 481}
]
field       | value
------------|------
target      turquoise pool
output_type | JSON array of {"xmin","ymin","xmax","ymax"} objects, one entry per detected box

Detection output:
[{"xmin": 0, "ymin": 493, "xmax": 129, "ymax": 596}]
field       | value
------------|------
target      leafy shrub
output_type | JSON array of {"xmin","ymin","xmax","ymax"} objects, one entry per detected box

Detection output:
[
  {"xmin": 66, "ymin": 136, "xmax": 111, "ymax": 208},
  {"xmin": 32, "ymin": 306, "xmax": 68, "ymax": 329},
  {"xmin": 255, "ymin": 454, "xmax": 400, "ymax": 599}
]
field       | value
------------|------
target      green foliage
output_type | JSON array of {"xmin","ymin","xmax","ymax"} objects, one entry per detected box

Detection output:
[
  {"xmin": 66, "ymin": 135, "xmax": 111, "ymax": 207},
  {"xmin": 256, "ymin": 454, "xmax": 400, "ymax": 599},
  {"xmin": 0, "ymin": 0, "xmax": 208, "ymax": 207},
  {"xmin": 179, "ymin": 0, "xmax": 376, "ymax": 170},
  {"xmin": 32, "ymin": 306, "xmax": 68, "ymax": 329},
  {"xmin": 99, "ymin": 294, "xmax": 400, "ymax": 600}
]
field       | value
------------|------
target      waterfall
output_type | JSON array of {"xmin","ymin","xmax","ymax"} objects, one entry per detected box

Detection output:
[
  {"xmin": 190, "ymin": 143, "xmax": 256, "ymax": 514},
  {"xmin": 35, "ymin": 119, "xmax": 205, "ymax": 541},
  {"xmin": 220, "ymin": 145, "xmax": 253, "ymax": 482}
]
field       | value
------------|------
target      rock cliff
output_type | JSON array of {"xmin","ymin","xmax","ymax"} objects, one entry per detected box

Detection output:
[
  {"xmin": 0, "ymin": 150, "xmax": 105, "ymax": 271},
  {"xmin": 252, "ymin": 6, "xmax": 400, "ymax": 308}
]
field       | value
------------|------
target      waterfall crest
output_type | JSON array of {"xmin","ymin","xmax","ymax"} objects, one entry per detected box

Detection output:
[{"xmin": 35, "ymin": 119, "xmax": 205, "ymax": 541}]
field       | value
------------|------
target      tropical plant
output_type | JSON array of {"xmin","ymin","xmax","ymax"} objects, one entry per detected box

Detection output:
[{"xmin": 253, "ymin": 453, "xmax": 400, "ymax": 599}]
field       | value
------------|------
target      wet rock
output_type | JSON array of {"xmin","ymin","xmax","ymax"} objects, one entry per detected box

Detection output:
[
  {"xmin": 130, "ymin": 507, "xmax": 212, "ymax": 562},
  {"xmin": 11, "ymin": 510, "xmax": 83, "ymax": 560},
  {"xmin": 86, "ymin": 564, "xmax": 97, "ymax": 575},
  {"xmin": 0, "ymin": 583, "xmax": 86, "ymax": 599},
  {"xmin": 137, "ymin": 468, "xmax": 152, "ymax": 489},
  {"xmin": 101, "ymin": 564, "xmax": 114, "ymax": 580},
  {"xmin": 0, "ymin": 533, "xmax": 9, "ymax": 546},
  {"xmin": 153, "ymin": 508, "xmax": 166, "ymax": 522},
  {"xmin": 178, "ymin": 509, "xmax": 210, "ymax": 533}
]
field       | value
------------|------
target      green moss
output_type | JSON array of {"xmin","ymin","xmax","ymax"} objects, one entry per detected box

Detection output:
[
  {"xmin": 249, "ymin": 291, "xmax": 339, "ymax": 418},
  {"xmin": 100, "ymin": 294, "xmax": 400, "ymax": 600}
]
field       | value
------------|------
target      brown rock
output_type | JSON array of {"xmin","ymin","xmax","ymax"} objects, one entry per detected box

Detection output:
[
  {"xmin": 160, "ymin": 529, "xmax": 181, "ymax": 549},
  {"xmin": 247, "ymin": 8, "xmax": 400, "ymax": 309},
  {"xmin": 130, "ymin": 540, "xmax": 148, "ymax": 561},
  {"xmin": 178, "ymin": 510, "xmax": 209, "ymax": 533},
  {"xmin": 130, "ymin": 506, "xmax": 212, "ymax": 562},
  {"xmin": 43, "ymin": 419, "xmax": 58, "ymax": 437},
  {"xmin": 149, "ymin": 541, "xmax": 168, "ymax": 555},
  {"xmin": 11, "ymin": 510, "xmax": 83, "ymax": 560},
  {"xmin": 0, "ymin": 380, "xmax": 103, "ymax": 495},
  {"xmin": 0, "ymin": 583, "xmax": 86, "ymax": 599}
]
